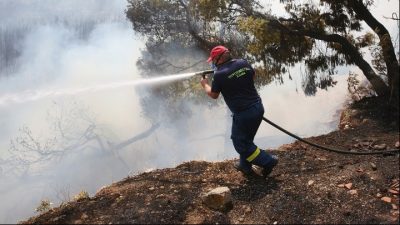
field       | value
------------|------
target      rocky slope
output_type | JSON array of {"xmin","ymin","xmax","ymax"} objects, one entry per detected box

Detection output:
[{"xmin": 21, "ymin": 96, "xmax": 400, "ymax": 224}]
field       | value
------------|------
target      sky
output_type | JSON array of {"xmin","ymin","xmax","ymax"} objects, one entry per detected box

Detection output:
[{"xmin": 0, "ymin": 0, "xmax": 398, "ymax": 223}]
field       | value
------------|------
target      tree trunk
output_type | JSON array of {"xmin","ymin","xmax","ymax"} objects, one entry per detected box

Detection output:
[
  {"xmin": 348, "ymin": 0, "xmax": 399, "ymax": 105},
  {"xmin": 271, "ymin": 19, "xmax": 391, "ymax": 97},
  {"xmin": 305, "ymin": 32, "xmax": 391, "ymax": 97}
]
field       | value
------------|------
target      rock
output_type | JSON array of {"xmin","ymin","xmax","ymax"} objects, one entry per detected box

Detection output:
[
  {"xmin": 376, "ymin": 193, "xmax": 382, "ymax": 198},
  {"xmin": 245, "ymin": 206, "xmax": 252, "ymax": 213},
  {"xmin": 373, "ymin": 144, "xmax": 387, "ymax": 150},
  {"xmin": 156, "ymin": 194, "xmax": 165, "ymax": 198},
  {"xmin": 344, "ymin": 124, "xmax": 350, "ymax": 130},
  {"xmin": 349, "ymin": 190, "xmax": 358, "ymax": 195},
  {"xmin": 360, "ymin": 141, "xmax": 371, "ymax": 146},
  {"xmin": 370, "ymin": 162, "xmax": 377, "ymax": 170},
  {"xmin": 362, "ymin": 119, "xmax": 370, "ymax": 124},
  {"xmin": 81, "ymin": 213, "xmax": 88, "ymax": 220},
  {"xmin": 388, "ymin": 189, "xmax": 399, "ymax": 195},
  {"xmin": 392, "ymin": 204, "xmax": 398, "ymax": 210},
  {"xmin": 308, "ymin": 180, "xmax": 315, "ymax": 186},
  {"xmin": 202, "ymin": 186, "xmax": 232, "ymax": 210},
  {"xmin": 381, "ymin": 197, "xmax": 392, "ymax": 203},
  {"xmin": 395, "ymin": 141, "xmax": 400, "ymax": 149},
  {"xmin": 345, "ymin": 183, "xmax": 353, "ymax": 189},
  {"xmin": 338, "ymin": 184, "xmax": 345, "ymax": 188},
  {"xmin": 51, "ymin": 215, "xmax": 66, "ymax": 222},
  {"xmin": 370, "ymin": 138, "xmax": 378, "ymax": 142},
  {"xmin": 149, "ymin": 187, "xmax": 155, "ymax": 191}
]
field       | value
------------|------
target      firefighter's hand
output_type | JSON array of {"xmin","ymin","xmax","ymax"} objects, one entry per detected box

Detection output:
[{"xmin": 200, "ymin": 76, "xmax": 209, "ymax": 88}]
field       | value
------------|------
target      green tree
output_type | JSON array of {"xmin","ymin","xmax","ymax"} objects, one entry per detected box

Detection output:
[{"xmin": 126, "ymin": 0, "xmax": 399, "ymax": 106}]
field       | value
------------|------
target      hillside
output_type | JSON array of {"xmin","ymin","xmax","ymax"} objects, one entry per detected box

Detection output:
[{"xmin": 21, "ymin": 96, "xmax": 399, "ymax": 224}]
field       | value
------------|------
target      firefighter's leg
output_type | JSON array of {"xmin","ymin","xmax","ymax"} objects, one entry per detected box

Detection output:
[
  {"xmin": 231, "ymin": 101, "xmax": 273, "ymax": 174},
  {"xmin": 231, "ymin": 137, "xmax": 253, "ymax": 173},
  {"xmin": 231, "ymin": 115, "xmax": 253, "ymax": 173},
  {"xmin": 247, "ymin": 148, "xmax": 277, "ymax": 168}
]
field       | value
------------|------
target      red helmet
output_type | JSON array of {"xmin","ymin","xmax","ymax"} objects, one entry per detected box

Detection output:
[{"xmin": 207, "ymin": 45, "xmax": 229, "ymax": 62}]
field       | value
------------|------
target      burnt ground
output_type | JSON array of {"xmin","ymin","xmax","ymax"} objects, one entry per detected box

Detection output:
[{"xmin": 21, "ymin": 96, "xmax": 399, "ymax": 224}]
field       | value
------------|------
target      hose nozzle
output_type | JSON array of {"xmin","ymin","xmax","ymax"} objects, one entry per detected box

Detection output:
[{"xmin": 195, "ymin": 70, "xmax": 214, "ymax": 79}]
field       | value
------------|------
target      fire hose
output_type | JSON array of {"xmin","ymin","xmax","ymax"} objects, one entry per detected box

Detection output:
[{"xmin": 262, "ymin": 117, "xmax": 400, "ymax": 155}]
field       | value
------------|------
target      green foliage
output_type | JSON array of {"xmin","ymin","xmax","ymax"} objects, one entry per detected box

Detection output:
[
  {"xmin": 238, "ymin": 17, "xmax": 278, "ymax": 56},
  {"xmin": 347, "ymin": 72, "xmax": 375, "ymax": 101},
  {"xmin": 356, "ymin": 32, "xmax": 376, "ymax": 48},
  {"xmin": 126, "ymin": 0, "xmax": 398, "ymax": 104},
  {"xmin": 35, "ymin": 199, "xmax": 52, "ymax": 213},
  {"xmin": 74, "ymin": 190, "xmax": 89, "ymax": 202},
  {"xmin": 190, "ymin": 0, "xmax": 228, "ymax": 20}
]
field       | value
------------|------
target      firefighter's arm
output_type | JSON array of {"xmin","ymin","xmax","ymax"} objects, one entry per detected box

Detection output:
[{"xmin": 201, "ymin": 77, "xmax": 219, "ymax": 99}]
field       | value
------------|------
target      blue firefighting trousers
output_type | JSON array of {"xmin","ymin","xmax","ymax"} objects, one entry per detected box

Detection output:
[{"xmin": 231, "ymin": 101, "xmax": 275, "ymax": 171}]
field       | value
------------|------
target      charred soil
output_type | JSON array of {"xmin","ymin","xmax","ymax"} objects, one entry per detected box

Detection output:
[{"xmin": 21, "ymin": 96, "xmax": 399, "ymax": 224}]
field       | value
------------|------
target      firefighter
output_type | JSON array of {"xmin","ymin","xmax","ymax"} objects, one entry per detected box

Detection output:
[{"xmin": 200, "ymin": 45, "xmax": 278, "ymax": 177}]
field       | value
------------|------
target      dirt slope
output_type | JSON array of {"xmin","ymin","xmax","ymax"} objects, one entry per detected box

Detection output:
[{"xmin": 21, "ymin": 97, "xmax": 400, "ymax": 224}]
